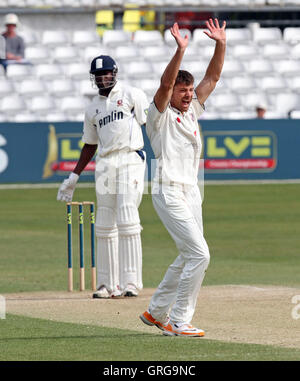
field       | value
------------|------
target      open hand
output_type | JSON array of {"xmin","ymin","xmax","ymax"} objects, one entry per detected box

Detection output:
[
  {"xmin": 170, "ymin": 22, "xmax": 189, "ymax": 50},
  {"xmin": 203, "ymin": 18, "xmax": 226, "ymax": 42}
]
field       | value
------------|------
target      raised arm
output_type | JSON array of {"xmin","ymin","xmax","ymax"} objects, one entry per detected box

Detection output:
[
  {"xmin": 154, "ymin": 23, "xmax": 189, "ymax": 112},
  {"xmin": 195, "ymin": 18, "xmax": 226, "ymax": 105}
]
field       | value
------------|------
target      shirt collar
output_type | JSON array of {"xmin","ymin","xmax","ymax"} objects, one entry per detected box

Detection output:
[
  {"xmin": 169, "ymin": 103, "xmax": 187, "ymax": 116},
  {"xmin": 109, "ymin": 81, "xmax": 121, "ymax": 96}
]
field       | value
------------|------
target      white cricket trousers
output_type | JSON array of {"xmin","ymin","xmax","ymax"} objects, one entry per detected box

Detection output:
[
  {"xmin": 95, "ymin": 150, "xmax": 146, "ymax": 293},
  {"xmin": 149, "ymin": 183, "xmax": 210, "ymax": 324}
]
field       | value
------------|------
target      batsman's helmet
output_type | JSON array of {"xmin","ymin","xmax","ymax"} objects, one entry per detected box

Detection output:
[{"xmin": 90, "ymin": 55, "xmax": 118, "ymax": 89}]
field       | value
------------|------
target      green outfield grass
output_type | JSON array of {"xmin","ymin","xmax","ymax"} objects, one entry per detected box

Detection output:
[
  {"xmin": 0, "ymin": 184, "xmax": 299, "ymax": 361},
  {"xmin": 1, "ymin": 314, "xmax": 300, "ymax": 361}
]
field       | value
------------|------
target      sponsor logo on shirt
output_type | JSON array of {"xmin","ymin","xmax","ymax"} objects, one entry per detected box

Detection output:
[{"xmin": 98, "ymin": 110, "xmax": 124, "ymax": 128}]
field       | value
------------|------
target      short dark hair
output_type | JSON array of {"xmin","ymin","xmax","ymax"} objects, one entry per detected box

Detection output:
[{"xmin": 175, "ymin": 70, "xmax": 194, "ymax": 86}]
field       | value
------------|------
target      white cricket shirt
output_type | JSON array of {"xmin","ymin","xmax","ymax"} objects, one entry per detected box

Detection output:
[
  {"xmin": 146, "ymin": 95, "xmax": 204, "ymax": 187},
  {"xmin": 82, "ymin": 81, "xmax": 149, "ymax": 157}
]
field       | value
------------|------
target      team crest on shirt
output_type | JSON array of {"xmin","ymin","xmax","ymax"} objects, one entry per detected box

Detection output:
[{"xmin": 117, "ymin": 99, "xmax": 123, "ymax": 106}]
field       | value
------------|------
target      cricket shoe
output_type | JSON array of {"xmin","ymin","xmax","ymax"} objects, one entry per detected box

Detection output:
[
  {"xmin": 123, "ymin": 284, "xmax": 138, "ymax": 297},
  {"xmin": 93, "ymin": 285, "xmax": 122, "ymax": 299},
  {"xmin": 162, "ymin": 322, "xmax": 205, "ymax": 337},
  {"xmin": 139, "ymin": 310, "xmax": 170, "ymax": 331}
]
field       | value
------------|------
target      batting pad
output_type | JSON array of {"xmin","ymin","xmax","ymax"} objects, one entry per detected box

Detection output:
[
  {"xmin": 95, "ymin": 206, "xmax": 119, "ymax": 292},
  {"xmin": 119, "ymin": 233, "xmax": 143, "ymax": 291},
  {"xmin": 117, "ymin": 203, "xmax": 143, "ymax": 290}
]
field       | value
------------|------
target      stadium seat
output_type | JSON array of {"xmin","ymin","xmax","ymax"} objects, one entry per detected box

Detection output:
[
  {"xmin": 6, "ymin": 0, "xmax": 26, "ymax": 6},
  {"xmin": 181, "ymin": 61, "xmax": 209, "ymax": 78},
  {"xmin": 67, "ymin": 113, "xmax": 85, "ymax": 122},
  {"xmin": 150, "ymin": 60, "xmax": 168, "ymax": 78},
  {"xmin": 267, "ymin": 0, "xmax": 281, "ymax": 4},
  {"xmin": 71, "ymin": 30, "xmax": 100, "ymax": 46},
  {"xmin": 285, "ymin": 0, "xmax": 300, "ymax": 4},
  {"xmin": 61, "ymin": 0, "xmax": 81, "ymax": 6},
  {"xmin": 291, "ymin": 44, "xmax": 300, "ymax": 59},
  {"xmin": 66, "ymin": 63, "xmax": 89, "ymax": 79},
  {"xmin": 226, "ymin": 111, "xmax": 257, "ymax": 119},
  {"xmin": 45, "ymin": 112, "xmax": 68, "ymax": 122},
  {"xmin": 25, "ymin": 46, "xmax": 50, "ymax": 64},
  {"xmin": 201, "ymin": 45, "xmax": 217, "ymax": 59},
  {"xmin": 221, "ymin": 59, "xmax": 245, "ymax": 78},
  {"xmin": 274, "ymin": 93, "xmax": 300, "ymax": 113},
  {"xmin": 122, "ymin": 6, "xmax": 141, "ymax": 32},
  {"xmin": 60, "ymin": 96, "xmax": 89, "ymax": 114},
  {"xmin": 259, "ymin": 76, "xmax": 287, "ymax": 93},
  {"xmin": 228, "ymin": 76, "xmax": 258, "ymax": 94},
  {"xmin": 53, "ymin": 46, "xmax": 79, "ymax": 64},
  {"xmin": 246, "ymin": 59, "xmax": 274, "ymax": 77},
  {"xmin": 102, "ymin": 30, "xmax": 132, "ymax": 47},
  {"xmin": 42, "ymin": 30, "xmax": 70, "ymax": 47},
  {"xmin": 207, "ymin": 78, "xmax": 228, "ymax": 97},
  {"xmin": 225, "ymin": 28, "xmax": 252, "ymax": 45},
  {"xmin": 262, "ymin": 43, "xmax": 290, "ymax": 60},
  {"xmin": 0, "ymin": 114, "xmax": 7, "ymax": 122},
  {"xmin": 14, "ymin": 113, "xmax": 37, "ymax": 122},
  {"xmin": 26, "ymin": 0, "xmax": 45, "ymax": 6},
  {"xmin": 289, "ymin": 110, "xmax": 300, "ymax": 119},
  {"xmin": 134, "ymin": 78, "xmax": 160, "ymax": 98},
  {"xmin": 0, "ymin": 80, "xmax": 14, "ymax": 97},
  {"xmin": 241, "ymin": 92, "xmax": 269, "ymax": 111},
  {"xmin": 47, "ymin": 79, "xmax": 75, "ymax": 97},
  {"xmin": 78, "ymin": 79, "xmax": 98, "ymax": 97},
  {"xmin": 125, "ymin": 61, "xmax": 154, "ymax": 79},
  {"xmin": 181, "ymin": 44, "xmax": 200, "ymax": 61},
  {"xmin": 199, "ymin": 111, "xmax": 220, "ymax": 120},
  {"xmin": 19, "ymin": 30, "xmax": 40, "ymax": 46},
  {"xmin": 95, "ymin": 10, "xmax": 114, "ymax": 37},
  {"xmin": 264, "ymin": 111, "xmax": 288, "ymax": 119},
  {"xmin": 6, "ymin": 64, "xmax": 33, "ymax": 79},
  {"xmin": 193, "ymin": 29, "xmax": 216, "ymax": 46},
  {"xmin": 207, "ymin": 93, "xmax": 241, "ymax": 112},
  {"xmin": 164, "ymin": 28, "xmax": 192, "ymax": 46},
  {"xmin": 83, "ymin": 46, "xmax": 110, "ymax": 63},
  {"xmin": 1, "ymin": 95, "xmax": 26, "ymax": 115},
  {"xmin": 141, "ymin": 45, "xmax": 170, "ymax": 62},
  {"xmin": 34, "ymin": 63, "xmax": 64, "ymax": 80},
  {"xmin": 29, "ymin": 96, "xmax": 56, "ymax": 115},
  {"xmin": 114, "ymin": 45, "xmax": 141, "ymax": 63},
  {"xmin": 283, "ymin": 27, "xmax": 300, "ymax": 45},
  {"xmin": 252, "ymin": 27, "xmax": 282, "ymax": 45},
  {"xmin": 18, "ymin": 79, "xmax": 46, "ymax": 97},
  {"xmin": 133, "ymin": 30, "xmax": 164, "ymax": 46},
  {"xmin": 34, "ymin": 0, "xmax": 52, "ymax": 8},
  {"xmin": 232, "ymin": 44, "xmax": 260, "ymax": 60},
  {"xmin": 286, "ymin": 76, "xmax": 300, "ymax": 93},
  {"xmin": 275, "ymin": 60, "xmax": 300, "ymax": 77}
]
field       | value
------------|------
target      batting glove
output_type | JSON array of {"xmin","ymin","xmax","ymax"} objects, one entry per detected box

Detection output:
[{"xmin": 57, "ymin": 172, "xmax": 79, "ymax": 202}]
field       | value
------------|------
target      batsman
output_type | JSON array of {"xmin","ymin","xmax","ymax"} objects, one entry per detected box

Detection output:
[{"xmin": 57, "ymin": 55, "xmax": 149, "ymax": 298}]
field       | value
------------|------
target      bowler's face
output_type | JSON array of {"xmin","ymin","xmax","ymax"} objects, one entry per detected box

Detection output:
[{"xmin": 170, "ymin": 83, "xmax": 194, "ymax": 113}]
